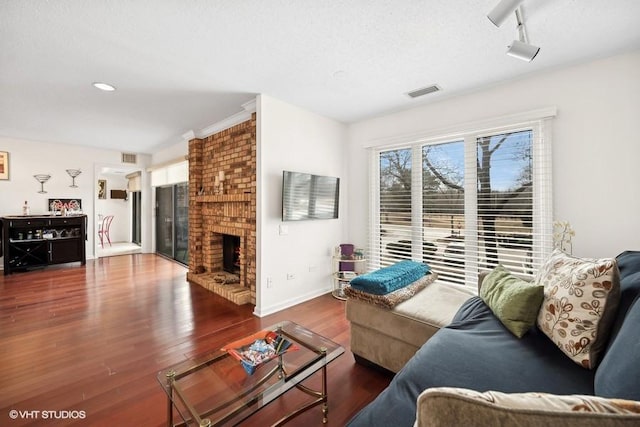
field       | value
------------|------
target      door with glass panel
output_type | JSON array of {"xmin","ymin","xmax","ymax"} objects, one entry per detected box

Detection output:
[
  {"xmin": 155, "ymin": 183, "xmax": 188, "ymax": 264},
  {"xmin": 174, "ymin": 183, "xmax": 188, "ymax": 265},
  {"xmin": 131, "ymin": 191, "xmax": 142, "ymax": 246},
  {"xmin": 156, "ymin": 186, "xmax": 173, "ymax": 259}
]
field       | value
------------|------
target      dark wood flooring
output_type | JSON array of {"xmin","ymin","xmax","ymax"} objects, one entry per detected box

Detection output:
[{"xmin": 0, "ymin": 254, "xmax": 391, "ymax": 426}]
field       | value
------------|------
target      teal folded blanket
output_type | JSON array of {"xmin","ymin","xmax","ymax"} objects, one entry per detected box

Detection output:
[{"xmin": 350, "ymin": 261, "xmax": 429, "ymax": 295}]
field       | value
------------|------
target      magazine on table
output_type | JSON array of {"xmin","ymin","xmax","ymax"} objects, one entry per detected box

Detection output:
[{"xmin": 223, "ymin": 330, "xmax": 298, "ymax": 375}]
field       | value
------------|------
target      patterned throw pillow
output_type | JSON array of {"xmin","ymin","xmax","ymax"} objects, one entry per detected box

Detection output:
[{"xmin": 536, "ymin": 250, "xmax": 621, "ymax": 369}]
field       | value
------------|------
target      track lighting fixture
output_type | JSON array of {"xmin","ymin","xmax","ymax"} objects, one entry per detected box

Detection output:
[
  {"xmin": 506, "ymin": 7, "xmax": 540, "ymax": 62},
  {"xmin": 487, "ymin": 0, "xmax": 524, "ymax": 27},
  {"xmin": 507, "ymin": 40, "xmax": 540, "ymax": 62}
]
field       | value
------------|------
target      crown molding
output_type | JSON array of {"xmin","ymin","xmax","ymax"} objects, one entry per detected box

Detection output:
[
  {"xmin": 241, "ymin": 98, "xmax": 257, "ymax": 113},
  {"xmin": 182, "ymin": 130, "xmax": 196, "ymax": 141},
  {"xmin": 191, "ymin": 97, "xmax": 257, "ymax": 140}
]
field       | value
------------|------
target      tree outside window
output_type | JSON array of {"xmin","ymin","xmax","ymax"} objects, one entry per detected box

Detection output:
[{"xmin": 377, "ymin": 130, "xmax": 535, "ymax": 286}]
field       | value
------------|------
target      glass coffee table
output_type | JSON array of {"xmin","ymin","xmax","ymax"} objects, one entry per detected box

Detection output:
[{"xmin": 157, "ymin": 321, "xmax": 345, "ymax": 426}]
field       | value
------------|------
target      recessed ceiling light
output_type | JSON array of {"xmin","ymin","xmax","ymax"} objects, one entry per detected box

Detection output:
[
  {"xmin": 332, "ymin": 70, "xmax": 346, "ymax": 79},
  {"xmin": 92, "ymin": 82, "xmax": 116, "ymax": 92}
]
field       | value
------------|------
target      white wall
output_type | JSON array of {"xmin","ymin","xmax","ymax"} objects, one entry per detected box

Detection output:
[
  {"xmin": 347, "ymin": 50, "xmax": 640, "ymax": 259},
  {"xmin": 151, "ymin": 140, "xmax": 188, "ymax": 165},
  {"xmin": 256, "ymin": 94, "xmax": 348, "ymax": 316},
  {"xmin": 96, "ymin": 173, "xmax": 130, "ymax": 243},
  {"xmin": 0, "ymin": 137, "xmax": 152, "ymax": 266}
]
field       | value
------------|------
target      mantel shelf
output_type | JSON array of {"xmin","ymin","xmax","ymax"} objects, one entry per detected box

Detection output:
[{"xmin": 195, "ymin": 194, "xmax": 252, "ymax": 203}]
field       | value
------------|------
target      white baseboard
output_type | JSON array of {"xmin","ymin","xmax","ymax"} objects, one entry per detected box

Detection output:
[{"xmin": 253, "ymin": 286, "xmax": 333, "ymax": 317}]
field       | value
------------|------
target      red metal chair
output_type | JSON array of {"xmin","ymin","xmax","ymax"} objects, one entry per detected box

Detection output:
[{"xmin": 98, "ymin": 215, "xmax": 114, "ymax": 248}]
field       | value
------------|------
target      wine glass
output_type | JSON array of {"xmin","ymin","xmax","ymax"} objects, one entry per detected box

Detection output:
[
  {"xmin": 66, "ymin": 169, "xmax": 82, "ymax": 187},
  {"xmin": 33, "ymin": 174, "xmax": 51, "ymax": 193}
]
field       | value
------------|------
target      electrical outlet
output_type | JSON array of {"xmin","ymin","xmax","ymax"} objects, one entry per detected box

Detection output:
[
  {"xmin": 286, "ymin": 273, "xmax": 295, "ymax": 280},
  {"xmin": 267, "ymin": 277, "xmax": 273, "ymax": 288}
]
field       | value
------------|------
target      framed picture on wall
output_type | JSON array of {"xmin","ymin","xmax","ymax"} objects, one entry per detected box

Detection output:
[
  {"xmin": 0, "ymin": 151, "xmax": 9, "ymax": 180},
  {"xmin": 98, "ymin": 179, "xmax": 107, "ymax": 199}
]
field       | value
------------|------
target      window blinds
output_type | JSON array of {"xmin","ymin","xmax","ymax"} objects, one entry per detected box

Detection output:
[
  {"xmin": 150, "ymin": 160, "xmax": 188, "ymax": 187},
  {"xmin": 368, "ymin": 119, "xmax": 553, "ymax": 288}
]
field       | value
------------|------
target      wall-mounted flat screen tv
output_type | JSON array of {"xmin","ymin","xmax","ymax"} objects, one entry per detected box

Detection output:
[{"xmin": 282, "ymin": 171, "xmax": 340, "ymax": 221}]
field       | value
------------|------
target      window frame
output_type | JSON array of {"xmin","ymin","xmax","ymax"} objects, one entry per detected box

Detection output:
[{"xmin": 368, "ymin": 113, "xmax": 554, "ymax": 288}]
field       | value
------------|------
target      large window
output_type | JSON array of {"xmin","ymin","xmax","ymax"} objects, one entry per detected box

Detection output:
[{"xmin": 370, "ymin": 119, "xmax": 553, "ymax": 287}]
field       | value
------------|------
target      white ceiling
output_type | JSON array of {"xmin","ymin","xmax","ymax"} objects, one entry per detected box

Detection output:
[{"xmin": 1, "ymin": 1, "xmax": 639, "ymax": 154}]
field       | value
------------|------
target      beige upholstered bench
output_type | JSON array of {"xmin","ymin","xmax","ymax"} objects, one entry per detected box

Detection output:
[{"xmin": 346, "ymin": 281, "xmax": 475, "ymax": 373}]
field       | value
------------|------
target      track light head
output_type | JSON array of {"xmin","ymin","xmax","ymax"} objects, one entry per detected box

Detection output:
[
  {"xmin": 506, "ymin": 39, "xmax": 540, "ymax": 62},
  {"xmin": 487, "ymin": 0, "xmax": 525, "ymax": 27},
  {"xmin": 505, "ymin": 8, "xmax": 540, "ymax": 62}
]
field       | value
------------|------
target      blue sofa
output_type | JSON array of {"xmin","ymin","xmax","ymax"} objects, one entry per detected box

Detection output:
[{"xmin": 348, "ymin": 251, "xmax": 640, "ymax": 426}]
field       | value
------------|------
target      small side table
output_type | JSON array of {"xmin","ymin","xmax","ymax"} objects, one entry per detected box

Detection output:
[{"xmin": 331, "ymin": 257, "xmax": 366, "ymax": 300}]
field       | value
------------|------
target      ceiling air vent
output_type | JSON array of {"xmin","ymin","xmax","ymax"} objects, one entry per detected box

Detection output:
[
  {"xmin": 407, "ymin": 85, "xmax": 441, "ymax": 99},
  {"xmin": 121, "ymin": 152, "xmax": 137, "ymax": 164}
]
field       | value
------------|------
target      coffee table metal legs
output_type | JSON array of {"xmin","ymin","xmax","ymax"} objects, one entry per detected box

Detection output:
[
  {"xmin": 272, "ymin": 348, "xmax": 329, "ymax": 426},
  {"xmin": 160, "ymin": 328, "xmax": 340, "ymax": 427},
  {"xmin": 163, "ymin": 361, "xmax": 330, "ymax": 426},
  {"xmin": 164, "ymin": 370, "xmax": 175, "ymax": 427}
]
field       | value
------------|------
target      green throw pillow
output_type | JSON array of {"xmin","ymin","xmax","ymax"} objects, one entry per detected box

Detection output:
[{"xmin": 480, "ymin": 265, "xmax": 544, "ymax": 338}]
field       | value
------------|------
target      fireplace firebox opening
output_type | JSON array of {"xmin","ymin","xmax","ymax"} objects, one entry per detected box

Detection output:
[{"xmin": 223, "ymin": 235, "xmax": 241, "ymax": 275}]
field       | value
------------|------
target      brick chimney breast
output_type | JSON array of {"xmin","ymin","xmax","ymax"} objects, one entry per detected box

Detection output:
[{"xmin": 186, "ymin": 114, "xmax": 257, "ymax": 306}]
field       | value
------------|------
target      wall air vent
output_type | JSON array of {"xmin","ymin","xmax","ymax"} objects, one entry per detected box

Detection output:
[
  {"xmin": 121, "ymin": 152, "xmax": 137, "ymax": 164},
  {"xmin": 407, "ymin": 85, "xmax": 441, "ymax": 99}
]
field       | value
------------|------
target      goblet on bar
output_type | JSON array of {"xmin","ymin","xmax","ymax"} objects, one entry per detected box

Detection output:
[
  {"xmin": 66, "ymin": 169, "xmax": 82, "ymax": 187},
  {"xmin": 34, "ymin": 174, "xmax": 51, "ymax": 193}
]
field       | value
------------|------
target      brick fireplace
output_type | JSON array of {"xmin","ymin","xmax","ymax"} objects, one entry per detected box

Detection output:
[{"xmin": 186, "ymin": 114, "xmax": 257, "ymax": 305}]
